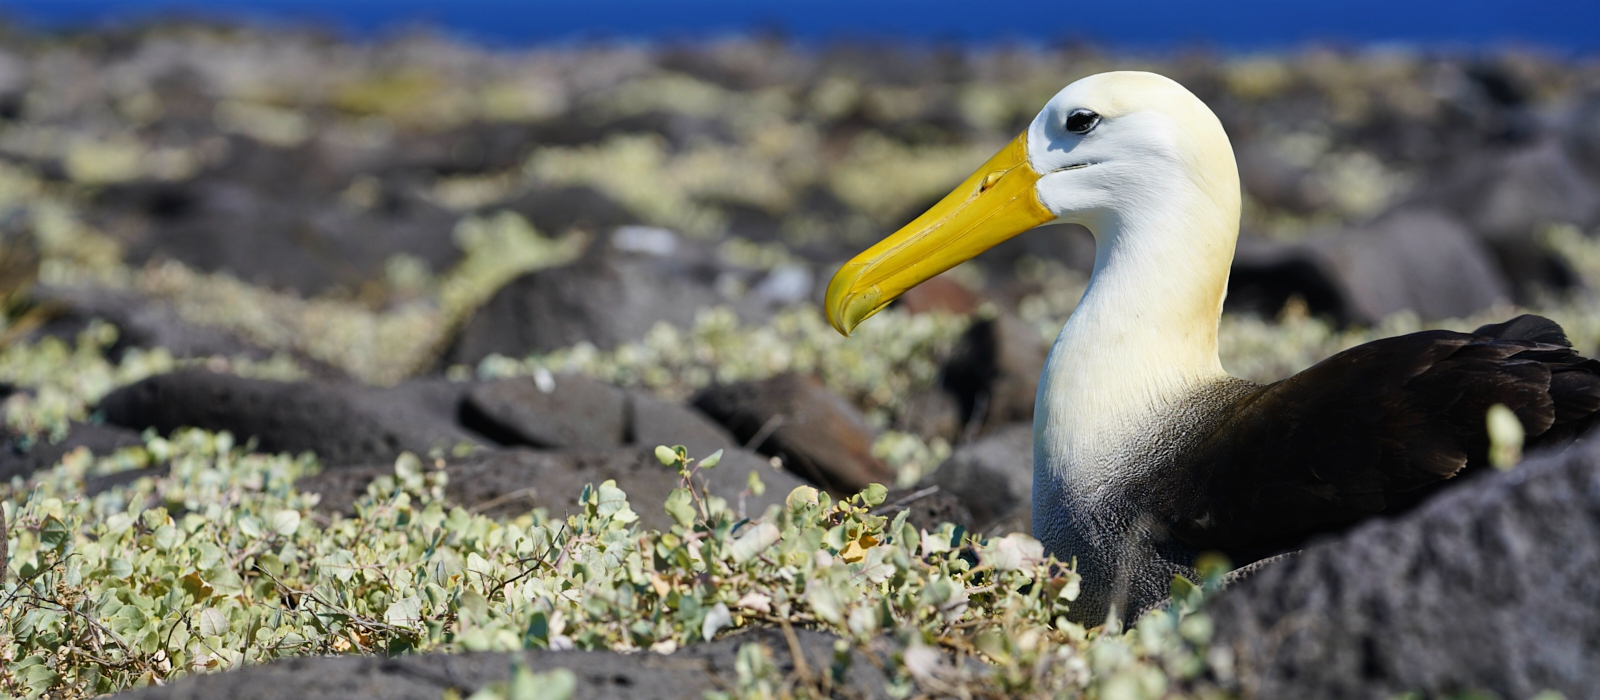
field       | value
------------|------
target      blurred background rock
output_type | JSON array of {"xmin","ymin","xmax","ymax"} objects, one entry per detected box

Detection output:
[{"xmin": 1, "ymin": 3, "xmax": 1598, "ymax": 519}]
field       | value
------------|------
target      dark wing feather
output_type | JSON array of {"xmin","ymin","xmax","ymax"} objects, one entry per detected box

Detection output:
[{"xmin": 1169, "ymin": 314, "xmax": 1600, "ymax": 554}]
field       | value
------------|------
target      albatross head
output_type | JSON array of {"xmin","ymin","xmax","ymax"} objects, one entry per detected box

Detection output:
[{"xmin": 826, "ymin": 71, "xmax": 1240, "ymax": 336}]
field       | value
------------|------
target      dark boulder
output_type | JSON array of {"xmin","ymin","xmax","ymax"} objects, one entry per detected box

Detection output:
[
  {"xmin": 692, "ymin": 372, "xmax": 895, "ymax": 494},
  {"xmin": 1453, "ymin": 139, "xmax": 1600, "ymax": 246},
  {"xmin": 1235, "ymin": 139, "xmax": 1331, "ymax": 215},
  {"xmin": 490, "ymin": 183, "xmax": 636, "ymax": 239},
  {"xmin": 1413, "ymin": 139, "xmax": 1600, "ymax": 294},
  {"xmin": 878, "ymin": 485, "xmax": 975, "ymax": 534},
  {"xmin": 1206, "ymin": 440, "xmax": 1600, "ymax": 700},
  {"xmin": 1309, "ymin": 208, "xmax": 1511, "ymax": 322},
  {"xmin": 442, "ymin": 227, "xmax": 754, "ymax": 366},
  {"xmin": 891, "ymin": 388, "xmax": 964, "ymax": 444},
  {"xmin": 1, "ymin": 421, "xmax": 145, "ymax": 482},
  {"xmin": 459, "ymin": 375, "xmax": 752, "ymax": 457},
  {"xmin": 110, "ymin": 627, "xmax": 895, "ymax": 700},
  {"xmin": 922, "ymin": 422, "xmax": 1033, "ymax": 534},
  {"xmin": 93, "ymin": 137, "xmax": 462, "ymax": 296},
  {"xmin": 939, "ymin": 313, "xmax": 1047, "ymax": 436},
  {"xmin": 297, "ymin": 445, "xmax": 810, "ymax": 530},
  {"xmin": 1226, "ymin": 236, "xmax": 1353, "ymax": 321},
  {"xmin": 26, "ymin": 285, "xmax": 267, "ymax": 361},
  {"xmin": 22, "ymin": 286, "xmax": 345, "ymax": 379},
  {"xmin": 626, "ymin": 390, "xmax": 743, "ymax": 459},
  {"xmin": 894, "ymin": 275, "xmax": 983, "ymax": 317},
  {"xmin": 974, "ymin": 222, "xmax": 1098, "ymax": 284},
  {"xmin": 376, "ymin": 121, "xmax": 545, "ymax": 177},
  {"xmin": 1566, "ymin": 89, "xmax": 1600, "ymax": 179},
  {"xmin": 460, "ymin": 375, "xmax": 628, "ymax": 450},
  {"xmin": 97, "ymin": 371, "xmax": 486, "ymax": 465},
  {"xmin": 1229, "ymin": 208, "xmax": 1512, "ymax": 324}
]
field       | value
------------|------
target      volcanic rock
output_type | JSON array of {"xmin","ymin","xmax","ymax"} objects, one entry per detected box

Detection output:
[
  {"xmin": 891, "ymin": 388, "xmax": 964, "ymax": 444},
  {"xmin": 110, "ymin": 627, "xmax": 895, "ymax": 700},
  {"xmin": 94, "ymin": 138, "xmax": 463, "ymax": 296},
  {"xmin": 297, "ymin": 445, "xmax": 809, "ymax": 530},
  {"xmin": 0, "ymin": 421, "xmax": 145, "ymax": 482},
  {"xmin": 443, "ymin": 228, "xmax": 748, "ymax": 366},
  {"xmin": 97, "ymin": 371, "xmax": 486, "ymax": 465},
  {"xmin": 1418, "ymin": 139, "xmax": 1600, "ymax": 294},
  {"xmin": 491, "ymin": 183, "xmax": 637, "ymax": 238},
  {"xmin": 1206, "ymin": 440, "xmax": 1600, "ymax": 700},
  {"xmin": 1229, "ymin": 208, "xmax": 1512, "ymax": 324},
  {"xmin": 894, "ymin": 275, "xmax": 983, "ymax": 316},
  {"xmin": 626, "ymin": 390, "xmax": 743, "ymax": 459},
  {"xmin": 460, "ymin": 374, "xmax": 628, "ymax": 450},
  {"xmin": 922, "ymin": 422, "xmax": 1034, "ymax": 534},
  {"xmin": 24, "ymin": 285, "xmax": 319, "ymax": 367},
  {"xmin": 692, "ymin": 372, "xmax": 895, "ymax": 494},
  {"xmin": 939, "ymin": 313, "xmax": 1047, "ymax": 436}
]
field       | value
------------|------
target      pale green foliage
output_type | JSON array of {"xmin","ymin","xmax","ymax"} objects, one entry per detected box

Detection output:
[
  {"xmin": 1486, "ymin": 404, "xmax": 1525, "ymax": 471},
  {"xmin": 872, "ymin": 431, "xmax": 953, "ymax": 488},
  {"xmin": 826, "ymin": 134, "xmax": 1006, "ymax": 226},
  {"xmin": 0, "ymin": 431, "xmax": 1221, "ymax": 699},
  {"xmin": 479, "ymin": 305, "xmax": 970, "ymax": 425}
]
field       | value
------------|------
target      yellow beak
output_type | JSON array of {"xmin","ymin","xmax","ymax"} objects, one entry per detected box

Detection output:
[{"xmin": 825, "ymin": 131, "xmax": 1054, "ymax": 336}]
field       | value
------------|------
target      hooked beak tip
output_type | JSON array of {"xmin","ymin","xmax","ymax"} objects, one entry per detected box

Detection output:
[{"xmin": 825, "ymin": 263, "xmax": 879, "ymax": 337}]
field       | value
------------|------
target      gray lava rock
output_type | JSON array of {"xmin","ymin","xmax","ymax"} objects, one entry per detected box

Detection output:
[
  {"xmin": 443, "ymin": 226, "xmax": 788, "ymax": 367},
  {"xmin": 493, "ymin": 184, "xmax": 637, "ymax": 239},
  {"xmin": 878, "ymin": 485, "xmax": 975, "ymax": 534},
  {"xmin": 940, "ymin": 314, "xmax": 1047, "ymax": 436},
  {"xmin": 460, "ymin": 375, "xmax": 628, "ymax": 450},
  {"xmin": 1453, "ymin": 139, "xmax": 1600, "ymax": 246},
  {"xmin": 626, "ymin": 390, "xmax": 742, "ymax": 459},
  {"xmin": 893, "ymin": 275, "xmax": 983, "ymax": 317},
  {"xmin": 458, "ymin": 376, "xmax": 746, "ymax": 459},
  {"xmin": 94, "ymin": 138, "xmax": 463, "ymax": 296},
  {"xmin": 1310, "ymin": 208, "xmax": 1511, "ymax": 322},
  {"xmin": 692, "ymin": 372, "xmax": 895, "ymax": 494},
  {"xmin": 1567, "ymin": 89, "xmax": 1600, "ymax": 179},
  {"xmin": 1229, "ymin": 208, "xmax": 1511, "ymax": 324},
  {"xmin": 892, "ymin": 388, "xmax": 964, "ymax": 444},
  {"xmin": 298, "ymin": 445, "xmax": 809, "ymax": 530},
  {"xmin": 1206, "ymin": 440, "xmax": 1600, "ymax": 700},
  {"xmin": 110, "ymin": 627, "xmax": 895, "ymax": 700},
  {"xmin": 97, "ymin": 371, "xmax": 486, "ymax": 465},
  {"xmin": 1414, "ymin": 138, "xmax": 1600, "ymax": 293},
  {"xmin": 24, "ymin": 286, "xmax": 344, "ymax": 377},
  {"xmin": 923, "ymin": 422, "xmax": 1034, "ymax": 534},
  {"xmin": 1, "ymin": 421, "xmax": 146, "ymax": 482},
  {"xmin": 27, "ymin": 286, "xmax": 259, "ymax": 359},
  {"xmin": 1235, "ymin": 139, "xmax": 1331, "ymax": 215}
]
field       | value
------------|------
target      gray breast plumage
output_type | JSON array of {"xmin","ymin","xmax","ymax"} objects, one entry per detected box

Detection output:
[{"xmin": 1033, "ymin": 377, "xmax": 1258, "ymax": 626}]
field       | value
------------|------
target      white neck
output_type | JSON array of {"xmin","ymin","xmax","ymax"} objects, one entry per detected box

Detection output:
[{"xmin": 1033, "ymin": 189, "xmax": 1237, "ymax": 496}]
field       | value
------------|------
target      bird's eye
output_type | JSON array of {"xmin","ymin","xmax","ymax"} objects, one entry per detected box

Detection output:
[{"xmin": 1065, "ymin": 108, "xmax": 1100, "ymax": 135}]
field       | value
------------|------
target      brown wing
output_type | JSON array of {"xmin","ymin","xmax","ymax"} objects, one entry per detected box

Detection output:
[{"xmin": 1169, "ymin": 314, "xmax": 1600, "ymax": 554}]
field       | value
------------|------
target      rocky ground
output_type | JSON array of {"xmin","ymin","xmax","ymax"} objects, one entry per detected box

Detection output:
[{"xmin": 0, "ymin": 22, "xmax": 1598, "ymax": 699}]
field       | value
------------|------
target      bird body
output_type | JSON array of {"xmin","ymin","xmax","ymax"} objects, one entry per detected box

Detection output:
[{"xmin": 825, "ymin": 71, "xmax": 1600, "ymax": 625}]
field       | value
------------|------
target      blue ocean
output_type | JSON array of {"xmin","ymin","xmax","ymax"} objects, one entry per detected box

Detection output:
[{"xmin": 2, "ymin": 0, "xmax": 1597, "ymax": 51}]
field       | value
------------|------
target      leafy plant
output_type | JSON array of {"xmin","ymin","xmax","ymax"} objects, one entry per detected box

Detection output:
[{"xmin": 1, "ymin": 430, "xmax": 1222, "ymax": 699}]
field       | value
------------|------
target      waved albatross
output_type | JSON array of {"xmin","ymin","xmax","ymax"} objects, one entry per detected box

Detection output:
[{"xmin": 824, "ymin": 71, "xmax": 1600, "ymax": 625}]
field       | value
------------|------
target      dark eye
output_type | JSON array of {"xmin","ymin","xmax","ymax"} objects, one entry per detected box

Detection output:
[{"xmin": 1065, "ymin": 108, "xmax": 1100, "ymax": 135}]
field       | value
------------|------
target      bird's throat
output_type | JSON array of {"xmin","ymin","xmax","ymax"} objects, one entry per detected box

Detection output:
[{"xmin": 1035, "ymin": 205, "xmax": 1237, "ymax": 490}]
